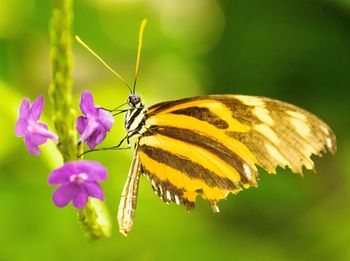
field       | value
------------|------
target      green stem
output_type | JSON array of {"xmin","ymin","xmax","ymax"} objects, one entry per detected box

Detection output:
[
  {"xmin": 49, "ymin": 0, "xmax": 111, "ymax": 239},
  {"xmin": 49, "ymin": 0, "xmax": 75, "ymax": 161}
]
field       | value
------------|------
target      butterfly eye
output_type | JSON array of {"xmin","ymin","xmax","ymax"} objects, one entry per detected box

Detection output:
[{"xmin": 128, "ymin": 94, "xmax": 141, "ymax": 106}]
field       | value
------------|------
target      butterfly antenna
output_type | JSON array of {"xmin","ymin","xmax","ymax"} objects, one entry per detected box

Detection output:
[
  {"xmin": 75, "ymin": 36, "xmax": 132, "ymax": 93},
  {"xmin": 133, "ymin": 19, "xmax": 147, "ymax": 94}
]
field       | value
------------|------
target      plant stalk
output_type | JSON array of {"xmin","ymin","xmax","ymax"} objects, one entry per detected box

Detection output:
[{"xmin": 49, "ymin": 0, "xmax": 111, "ymax": 239}]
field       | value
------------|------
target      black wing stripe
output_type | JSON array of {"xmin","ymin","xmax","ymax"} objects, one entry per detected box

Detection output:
[
  {"xmin": 139, "ymin": 145, "xmax": 239, "ymax": 190},
  {"xmin": 171, "ymin": 106, "xmax": 229, "ymax": 129},
  {"xmin": 151, "ymin": 127, "xmax": 256, "ymax": 185},
  {"xmin": 147, "ymin": 97, "xmax": 207, "ymax": 114}
]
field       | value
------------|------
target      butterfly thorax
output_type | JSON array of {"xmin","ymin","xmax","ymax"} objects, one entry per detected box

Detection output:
[{"xmin": 124, "ymin": 94, "xmax": 147, "ymax": 139}]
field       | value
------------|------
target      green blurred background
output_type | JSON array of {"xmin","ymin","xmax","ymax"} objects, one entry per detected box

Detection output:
[{"xmin": 0, "ymin": 0, "xmax": 349, "ymax": 260}]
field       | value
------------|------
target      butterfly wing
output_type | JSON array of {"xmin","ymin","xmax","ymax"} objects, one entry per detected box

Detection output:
[{"xmin": 137, "ymin": 95, "xmax": 336, "ymax": 210}]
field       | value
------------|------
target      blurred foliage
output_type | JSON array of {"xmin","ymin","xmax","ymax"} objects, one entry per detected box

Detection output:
[{"xmin": 0, "ymin": 0, "xmax": 349, "ymax": 260}]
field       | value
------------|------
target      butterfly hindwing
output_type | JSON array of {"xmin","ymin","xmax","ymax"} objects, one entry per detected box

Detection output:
[{"xmin": 137, "ymin": 95, "xmax": 336, "ymax": 210}]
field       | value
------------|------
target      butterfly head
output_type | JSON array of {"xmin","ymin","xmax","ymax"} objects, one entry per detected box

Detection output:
[{"xmin": 128, "ymin": 93, "xmax": 142, "ymax": 107}]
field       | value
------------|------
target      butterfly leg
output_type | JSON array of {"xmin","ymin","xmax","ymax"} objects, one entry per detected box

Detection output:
[
  {"xmin": 76, "ymin": 136, "xmax": 130, "ymax": 157},
  {"xmin": 118, "ymin": 151, "xmax": 141, "ymax": 236}
]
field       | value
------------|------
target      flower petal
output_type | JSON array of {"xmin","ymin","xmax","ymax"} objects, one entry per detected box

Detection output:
[
  {"xmin": 97, "ymin": 109, "xmax": 114, "ymax": 130},
  {"xmin": 76, "ymin": 116, "xmax": 88, "ymax": 134},
  {"xmin": 80, "ymin": 90, "xmax": 95, "ymax": 116},
  {"xmin": 48, "ymin": 160, "xmax": 108, "ymax": 185},
  {"xmin": 72, "ymin": 190, "xmax": 89, "ymax": 209},
  {"xmin": 85, "ymin": 128, "xmax": 105, "ymax": 149},
  {"xmin": 52, "ymin": 184, "xmax": 78, "ymax": 208},
  {"xmin": 78, "ymin": 118, "xmax": 99, "ymax": 144},
  {"xmin": 36, "ymin": 123, "xmax": 58, "ymax": 142},
  {"xmin": 77, "ymin": 91, "xmax": 114, "ymax": 148},
  {"xmin": 29, "ymin": 95, "xmax": 44, "ymax": 121},
  {"xmin": 84, "ymin": 182, "xmax": 105, "ymax": 201},
  {"xmin": 86, "ymin": 137, "xmax": 98, "ymax": 150},
  {"xmin": 29, "ymin": 133, "xmax": 48, "ymax": 145},
  {"xmin": 37, "ymin": 122, "xmax": 48, "ymax": 129},
  {"xmin": 19, "ymin": 98, "xmax": 30, "ymax": 118},
  {"xmin": 15, "ymin": 118, "xmax": 28, "ymax": 136},
  {"xmin": 48, "ymin": 162, "xmax": 79, "ymax": 185},
  {"xmin": 93, "ymin": 130, "xmax": 106, "ymax": 147},
  {"xmin": 74, "ymin": 160, "xmax": 108, "ymax": 181},
  {"xmin": 28, "ymin": 122, "xmax": 58, "ymax": 143},
  {"xmin": 24, "ymin": 135, "xmax": 41, "ymax": 155}
]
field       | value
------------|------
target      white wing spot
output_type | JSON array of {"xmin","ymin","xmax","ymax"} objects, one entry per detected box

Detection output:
[
  {"xmin": 151, "ymin": 179, "xmax": 156, "ymax": 188},
  {"xmin": 158, "ymin": 185, "xmax": 163, "ymax": 195},
  {"xmin": 302, "ymin": 157, "xmax": 314, "ymax": 170},
  {"xmin": 166, "ymin": 190, "xmax": 171, "ymax": 201},
  {"xmin": 243, "ymin": 163, "xmax": 252, "ymax": 180},
  {"xmin": 174, "ymin": 195, "xmax": 181, "ymax": 205},
  {"xmin": 289, "ymin": 117, "xmax": 311, "ymax": 137},
  {"xmin": 235, "ymin": 95, "xmax": 265, "ymax": 106},
  {"xmin": 286, "ymin": 110, "xmax": 307, "ymax": 121},
  {"xmin": 212, "ymin": 204, "xmax": 220, "ymax": 213},
  {"xmin": 265, "ymin": 143, "xmax": 289, "ymax": 166},
  {"xmin": 210, "ymin": 201, "xmax": 220, "ymax": 213},
  {"xmin": 321, "ymin": 126, "xmax": 330, "ymax": 135},
  {"xmin": 326, "ymin": 138, "xmax": 332, "ymax": 149},
  {"xmin": 303, "ymin": 144, "xmax": 316, "ymax": 156},
  {"xmin": 252, "ymin": 107, "xmax": 274, "ymax": 126},
  {"xmin": 255, "ymin": 124, "xmax": 280, "ymax": 145}
]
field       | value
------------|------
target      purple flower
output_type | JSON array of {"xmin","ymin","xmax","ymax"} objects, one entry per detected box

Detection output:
[
  {"xmin": 15, "ymin": 96, "xmax": 58, "ymax": 155},
  {"xmin": 77, "ymin": 90, "xmax": 114, "ymax": 149},
  {"xmin": 48, "ymin": 160, "xmax": 107, "ymax": 209}
]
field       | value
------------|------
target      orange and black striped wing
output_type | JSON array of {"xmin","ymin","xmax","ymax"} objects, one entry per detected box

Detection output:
[{"xmin": 137, "ymin": 95, "xmax": 336, "ymax": 211}]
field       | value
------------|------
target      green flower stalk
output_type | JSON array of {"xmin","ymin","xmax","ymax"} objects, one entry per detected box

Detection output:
[
  {"xmin": 49, "ymin": 0, "xmax": 75, "ymax": 162},
  {"xmin": 49, "ymin": 0, "xmax": 111, "ymax": 239}
]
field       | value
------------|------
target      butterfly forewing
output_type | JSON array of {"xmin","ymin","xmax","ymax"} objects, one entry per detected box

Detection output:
[{"xmin": 137, "ymin": 95, "xmax": 336, "ymax": 210}]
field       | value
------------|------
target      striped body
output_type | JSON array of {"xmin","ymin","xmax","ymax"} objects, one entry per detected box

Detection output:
[{"xmin": 118, "ymin": 94, "xmax": 336, "ymax": 235}]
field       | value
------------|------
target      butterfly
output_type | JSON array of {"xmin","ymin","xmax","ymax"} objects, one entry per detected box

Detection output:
[{"xmin": 76, "ymin": 19, "xmax": 337, "ymax": 236}]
